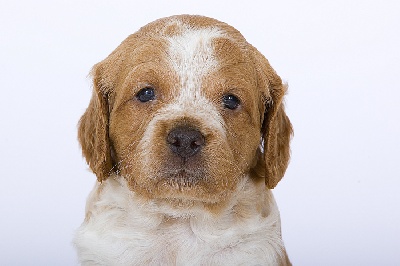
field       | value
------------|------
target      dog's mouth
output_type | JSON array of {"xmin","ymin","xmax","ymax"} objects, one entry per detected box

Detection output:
[
  {"xmin": 149, "ymin": 164, "xmax": 225, "ymax": 203},
  {"xmin": 160, "ymin": 168, "xmax": 205, "ymax": 189},
  {"xmin": 161, "ymin": 137, "xmax": 206, "ymax": 189}
]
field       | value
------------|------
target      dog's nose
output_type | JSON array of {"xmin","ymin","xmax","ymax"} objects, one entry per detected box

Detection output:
[{"xmin": 167, "ymin": 127, "xmax": 205, "ymax": 158}]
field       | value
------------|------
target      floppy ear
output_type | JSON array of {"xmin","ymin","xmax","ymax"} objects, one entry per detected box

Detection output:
[
  {"xmin": 252, "ymin": 48, "xmax": 293, "ymax": 189},
  {"xmin": 263, "ymin": 95, "xmax": 293, "ymax": 189},
  {"xmin": 78, "ymin": 65, "xmax": 113, "ymax": 182}
]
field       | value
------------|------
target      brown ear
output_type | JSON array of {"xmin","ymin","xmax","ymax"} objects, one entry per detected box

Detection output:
[
  {"xmin": 252, "ymin": 47, "xmax": 293, "ymax": 189},
  {"xmin": 78, "ymin": 65, "xmax": 112, "ymax": 182},
  {"xmin": 263, "ymin": 95, "xmax": 293, "ymax": 189}
]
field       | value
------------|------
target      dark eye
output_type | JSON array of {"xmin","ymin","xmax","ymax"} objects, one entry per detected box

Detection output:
[
  {"xmin": 136, "ymin": 87, "xmax": 155, "ymax": 102},
  {"xmin": 222, "ymin": 94, "xmax": 240, "ymax": 110}
]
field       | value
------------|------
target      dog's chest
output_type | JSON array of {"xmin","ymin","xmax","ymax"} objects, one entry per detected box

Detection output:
[
  {"xmin": 74, "ymin": 178, "xmax": 284, "ymax": 265},
  {"xmin": 77, "ymin": 212, "xmax": 263, "ymax": 265}
]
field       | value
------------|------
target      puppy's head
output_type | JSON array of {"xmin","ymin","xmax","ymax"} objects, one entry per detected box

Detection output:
[{"xmin": 78, "ymin": 15, "xmax": 292, "ymax": 208}]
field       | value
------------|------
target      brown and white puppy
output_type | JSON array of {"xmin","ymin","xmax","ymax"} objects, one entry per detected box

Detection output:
[{"xmin": 74, "ymin": 15, "xmax": 293, "ymax": 265}]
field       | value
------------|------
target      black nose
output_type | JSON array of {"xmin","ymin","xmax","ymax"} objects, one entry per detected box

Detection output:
[{"xmin": 167, "ymin": 127, "xmax": 205, "ymax": 158}]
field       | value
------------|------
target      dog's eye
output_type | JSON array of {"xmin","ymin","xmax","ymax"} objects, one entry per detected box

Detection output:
[
  {"xmin": 222, "ymin": 94, "xmax": 240, "ymax": 110},
  {"xmin": 136, "ymin": 87, "xmax": 156, "ymax": 102}
]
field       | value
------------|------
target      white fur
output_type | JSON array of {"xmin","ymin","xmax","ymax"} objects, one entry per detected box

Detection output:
[
  {"xmin": 164, "ymin": 27, "xmax": 226, "ymax": 133},
  {"xmin": 74, "ymin": 176, "xmax": 287, "ymax": 265},
  {"xmin": 166, "ymin": 26, "xmax": 222, "ymax": 98}
]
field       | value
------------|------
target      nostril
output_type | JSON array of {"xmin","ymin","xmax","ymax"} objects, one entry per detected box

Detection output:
[
  {"xmin": 190, "ymin": 141, "xmax": 199, "ymax": 149},
  {"xmin": 191, "ymin": 138, "xmax": 204, "ymax": 149},
  {"xmin": 168, "ymin": 135, "xmax": 181, "ymax": 147},
  {"xmin": 167, "ymin": 127, "xmax": 205, "ymax": 158}
]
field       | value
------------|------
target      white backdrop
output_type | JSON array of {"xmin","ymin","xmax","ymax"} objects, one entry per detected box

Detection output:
[{"xmin": 1, "ymin": 0, "xmax": 399, "ymax": 265}]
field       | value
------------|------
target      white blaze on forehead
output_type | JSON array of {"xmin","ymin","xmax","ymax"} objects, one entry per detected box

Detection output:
[
  {"xmin": 166, "ymin": 26, "xmax": 222, "ymax": 93},
  {"xmin": 162, "ymin": 26, "xmax": 226, "ymax": 134}
]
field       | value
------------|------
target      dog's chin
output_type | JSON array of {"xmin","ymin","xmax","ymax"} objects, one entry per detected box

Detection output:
[
  {"xmin": 161, "ymin": 169, "xmax": 204, "ymax": 189},
  {"xmin": 154, "ymin": 170, "xmax": 223, "ymax": 203}
]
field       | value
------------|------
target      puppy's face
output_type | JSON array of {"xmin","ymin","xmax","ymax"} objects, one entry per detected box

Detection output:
[{"xmin": 79, "ymin": 15, "xmax": 292, "ymax": 209}]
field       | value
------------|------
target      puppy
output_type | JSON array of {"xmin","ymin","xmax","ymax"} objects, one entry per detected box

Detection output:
[{"xmin": 74, "ymin": 15, "xmax": 293, "ymax": 265}]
